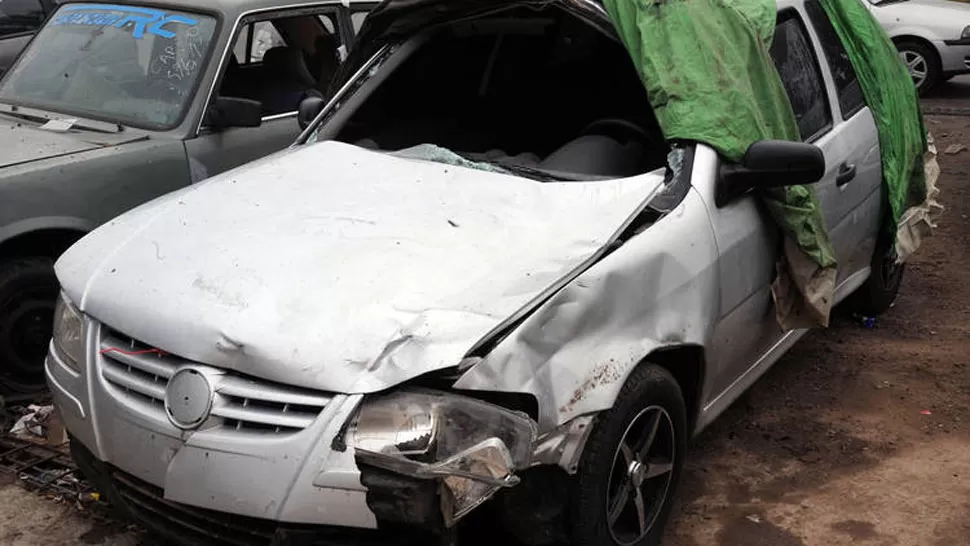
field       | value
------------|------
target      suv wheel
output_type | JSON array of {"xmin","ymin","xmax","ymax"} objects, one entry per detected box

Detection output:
[
  {"xmin": 568, "ymin": 364, "xmax": 687, "ymax": 546},
  {"xmin": 0, "ymin": 258, "xmax": 58, "ymax": 393},
  {"xmin": 897, "ymin": 40, "xmax": 940, "ymax": 95}
]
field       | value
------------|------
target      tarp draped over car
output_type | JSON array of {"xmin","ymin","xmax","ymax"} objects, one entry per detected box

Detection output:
[
  {"xmin": 602, "ymin": 0, "xmax": 838, "ymax": 329},
  {"xmin": 603, "ymin": 0, "xmax": 938, "ymax": 329},
  {"xmin": 815, "ymin": 0, "xmax": 940, "ymax": 263}
]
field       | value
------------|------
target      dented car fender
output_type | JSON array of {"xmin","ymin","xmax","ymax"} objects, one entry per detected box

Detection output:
[{"xmin": 454, "ymin": 186, "xmax": 719, "ymax": 431}]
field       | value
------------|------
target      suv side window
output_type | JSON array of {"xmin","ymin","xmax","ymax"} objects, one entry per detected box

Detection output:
[
  {"xmin": 803, "ymin": 0, "xmax": 865, "ymax": 119},
  {"xmin": 770, "ymin": 11, "xmax": 833, "ymax": 141},
  {"xmin": 0, "ymin": 0, "xmax": 45, "ymax": 38}
]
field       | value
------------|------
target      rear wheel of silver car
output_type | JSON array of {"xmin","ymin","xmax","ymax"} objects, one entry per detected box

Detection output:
[
  {"xmin": 896, "ymin": 41, "xmax": 940, "ymax": 96},
  {"xmin": 568, "ymin": 364, "xmax": 687, "ymax": 546},
  {"xmin": 846, "ymin": 234, "xmax": 905, "ymax": 317},
  {"xmin": 0, "ymin": 258, "xmax": 58, "ymax": 393}
]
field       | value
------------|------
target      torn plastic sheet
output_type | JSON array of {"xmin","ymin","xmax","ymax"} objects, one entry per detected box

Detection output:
[
  {"xmin": 895, "ymin": 133, "xmax": 943, "ymax": 263},
  {"xmin": 9, "ymin": 405, "xmax": 55, "ymax": 439}
]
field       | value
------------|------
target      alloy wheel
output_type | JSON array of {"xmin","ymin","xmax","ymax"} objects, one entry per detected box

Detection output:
[
  {"xmin": 605, "ymin": 406, "xmax": 676, "ymax": 546},
  {"xmin": 900, "ymin": 50, "xmax": 928, "ymax": 90}
]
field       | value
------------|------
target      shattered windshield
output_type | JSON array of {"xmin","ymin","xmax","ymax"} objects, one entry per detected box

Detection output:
[{"xmin": 0, "ymin": 4, "xmax": 216, "ymax": 130}]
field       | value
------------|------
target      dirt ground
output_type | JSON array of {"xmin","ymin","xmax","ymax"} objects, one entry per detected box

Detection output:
[{"xmin": 1, "ymin": 88, "xmax": 969, "ymax": 546}]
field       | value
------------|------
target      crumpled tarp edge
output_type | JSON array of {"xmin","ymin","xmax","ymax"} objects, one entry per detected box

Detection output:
[{"xmin": 895, "ymin": 133, "xmax": 943, "ymax": 263}]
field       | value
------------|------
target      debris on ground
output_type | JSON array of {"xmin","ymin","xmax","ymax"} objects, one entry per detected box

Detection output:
[
  {"xmin": 7, "ymin": 404, "xmax": 67, "ymax": 447},
  {"xmin": 852, "ymin": 314, "xmax": 877, "ymax": 328},
  {"xmin": 943, "ymin": 143, "xmax": 967, "ymax": 155}
]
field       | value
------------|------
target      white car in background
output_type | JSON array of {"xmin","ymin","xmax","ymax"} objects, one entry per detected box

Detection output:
[{"xmin": 865, "ymin": 0, "xmax": 970, "ymax": 94}]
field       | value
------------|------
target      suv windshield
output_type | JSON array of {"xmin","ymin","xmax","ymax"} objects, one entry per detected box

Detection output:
[{"xmin": 0, "ymin": 3, "xmax": 216, "ymax": 129}]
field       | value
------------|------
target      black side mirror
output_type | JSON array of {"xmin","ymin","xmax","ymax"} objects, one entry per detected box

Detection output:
[
  {"xmin": 716, "ymin": 140, "xmax": 825, "ymax": 207},
  {"xmin": 298, "ymin": 93, "xmax": 325, "ymax": 130},
  {"xmin": 205, "ymin": 97, "xmax": 262, "ymax": 130}
]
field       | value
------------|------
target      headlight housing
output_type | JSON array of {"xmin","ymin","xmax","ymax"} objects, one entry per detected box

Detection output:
[
  {"xmin": 52, "ymin": 292, "xmax": 83, "ymax": 372},
  {"xmin": 350, "ymin": 390, "xmax": 537, "ymax": 524}
]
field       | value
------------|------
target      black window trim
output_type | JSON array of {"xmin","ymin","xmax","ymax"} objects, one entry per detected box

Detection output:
[{"xmin": 775, "ymin": 7, "xmax": 833, "ymax": 144}]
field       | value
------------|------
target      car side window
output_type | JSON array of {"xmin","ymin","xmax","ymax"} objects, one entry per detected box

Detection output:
[
  {"xmin": 770, "ymin": 11, "xmax": 833, "ymax": 141},
  {"xmin": 0, "ymin": 0, "xmax": 45, "ymax": 38},
  {"xmin": 803, "ymin": 0, "xmax": 865, "ymax": 119},
  {"xmin": 351, "ymin": 10, "xmax": 369, "ymax": 33}
]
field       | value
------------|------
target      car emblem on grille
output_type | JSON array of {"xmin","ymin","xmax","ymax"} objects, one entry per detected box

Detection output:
[{"xmin": 164, "ymin": 367, "xmax": 214, "ymax": 429}]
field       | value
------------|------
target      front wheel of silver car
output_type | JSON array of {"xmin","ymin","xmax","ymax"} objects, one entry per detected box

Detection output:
[
  {"xmin": 896, "ymin": 41, "xmax": 940, "ymax": 96},
  {"xmin": 568, "ymin": 364, "xmax": 687, "ymax": 546}
]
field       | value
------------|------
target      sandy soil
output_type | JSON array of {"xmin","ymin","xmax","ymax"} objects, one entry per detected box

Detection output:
[{"xmin": 1, "ymin": 91, "xmax": 969, "ymax": 546}]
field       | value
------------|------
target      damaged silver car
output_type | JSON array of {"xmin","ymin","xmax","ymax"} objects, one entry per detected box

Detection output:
[{"xmin": 47, "ymin": 0, "xmax": 902, "ymax": 544}]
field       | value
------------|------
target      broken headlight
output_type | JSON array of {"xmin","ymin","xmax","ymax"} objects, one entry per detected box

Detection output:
[
  {"xmin": 350, "ymin": 390, "xmax": 537, "ymax": 524},
  {"xmin": 52, "ymin": 292, "xmax": 83, "ymax": 373}
]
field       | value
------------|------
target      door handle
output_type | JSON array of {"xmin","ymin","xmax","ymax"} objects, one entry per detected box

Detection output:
[{"xmin": 836, "ymin": 163, "xmax": 856, "ymax": 187}]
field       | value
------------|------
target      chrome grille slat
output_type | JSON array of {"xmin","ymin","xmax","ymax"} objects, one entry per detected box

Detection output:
[
  {"xmin": 216, "ymin": 375, "xmax": 333, "ymax": 407},
  {"xmin": 101, "ymin": 360, "xmax": 167, "ymax": 400},
  {"xmin": 99, "ymin": 328, "xmax": 331, "ymax": 435},
  {"xmin": 101, "ymin": 337, "xmax": 178, "ymax": 379},
  {"xmin": 210, "ymin": 405, "xmax": 317, "ymax": 429}
]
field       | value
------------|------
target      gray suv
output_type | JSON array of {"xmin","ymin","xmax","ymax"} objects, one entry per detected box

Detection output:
[{"xmin": 0, "ymin": 0, "xmax": 375, "ymax": 394}]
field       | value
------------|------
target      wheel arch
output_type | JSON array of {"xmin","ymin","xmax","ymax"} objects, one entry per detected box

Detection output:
[
  {"xmin": 892, "ymin": 34, "xmax": 941, "ymax": 64},
  {"xmin": 0, "ymin": 218, "xmax": 93, "ymax": 261},
  {"xmin": 640, "ymin": 344, "xmax": 706, "ymax": 438}
]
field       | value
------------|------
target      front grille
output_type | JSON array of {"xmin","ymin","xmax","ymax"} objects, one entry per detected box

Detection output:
[
  {"xmin": 100, "ymin": 330, "xmax": 333, "ymax": 435},
  {"xmin": 102, "ymin": 467, "xmax": 420, "ymax": 546},
  {"xmin": 111, "ymin": 469, "xmax": 277, "ymax": 546}
]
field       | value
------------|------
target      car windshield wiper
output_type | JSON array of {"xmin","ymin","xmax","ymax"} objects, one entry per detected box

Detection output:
[{"xmin": 0, "ymin": 106, "xmax": 123, "ymax": 134}]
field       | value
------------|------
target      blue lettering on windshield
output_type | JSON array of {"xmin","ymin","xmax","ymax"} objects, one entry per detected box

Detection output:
[{"xmin": 51, "ymin": 4, "xmax": 198, "ymax": 39}]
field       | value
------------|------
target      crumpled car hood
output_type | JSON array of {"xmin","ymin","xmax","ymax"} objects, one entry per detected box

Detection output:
[{"xmin": 56, "ymin": 141, "xmax": 663, "ymax": 393}]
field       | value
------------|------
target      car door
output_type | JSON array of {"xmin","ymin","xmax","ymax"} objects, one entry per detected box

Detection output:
[
  {"xmin": 705, "ymin": 5, "xmax": 851, "ymax": 399},
  {"xmin": 802, "ymin": 0, "xmax": 884, "ymax": 281},
  {"xmin": 184, "ymin": 4, "xmax": 361, "ymax": 182}
]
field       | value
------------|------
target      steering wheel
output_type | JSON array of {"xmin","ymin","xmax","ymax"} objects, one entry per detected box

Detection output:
[{"xmin": 581, "ymin": 118, "xmax": 654, "ymax": 145}]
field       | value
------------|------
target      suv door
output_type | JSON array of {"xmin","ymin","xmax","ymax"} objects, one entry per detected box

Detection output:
[
  {"xmin": 0, "ymin": 0, "xmax": 48, "ymax": 76},
  {"xmin": 184, "ymin": 3, "xmax": 370, "ymax": 181}
]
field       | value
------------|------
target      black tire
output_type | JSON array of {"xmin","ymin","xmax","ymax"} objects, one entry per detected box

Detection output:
[
  {"xmin": 896, "ymin": 40, "xmax": 941, "ymax": 96},
  {"xmin": 0, "ymin": 258, "xmax": 59, "ymax": 394},
  {"xmin": 568, "ymin": 365, "xmax": 687, "ymax": 546},
  {"xmin": 846, "ymin": 236, "xmax": 904, "ymax": 317}
]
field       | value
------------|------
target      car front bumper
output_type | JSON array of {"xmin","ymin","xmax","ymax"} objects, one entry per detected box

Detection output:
[
  {"xmin": 45, "ymin": 318, "xmax": 441, "ymax": 543},
  {"xmin": 935, "ymin": 40, "xmax": 970, "ymax": 75}
]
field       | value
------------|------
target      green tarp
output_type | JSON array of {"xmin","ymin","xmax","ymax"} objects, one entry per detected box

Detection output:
[
  {"xmin": 816, "ymin": 0, "xmax": 934, "ymax": 260},
  {"xmin": 603, "ymin": 0, "xmax": 933, "ymax": 329}
]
